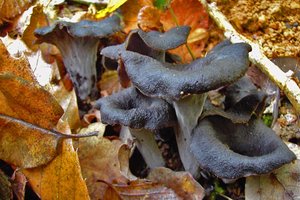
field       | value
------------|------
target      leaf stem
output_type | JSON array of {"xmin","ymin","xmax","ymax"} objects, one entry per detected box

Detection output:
[{"xmin": 169, "ymin": 6, "xmax": 196, "ymax": 60}]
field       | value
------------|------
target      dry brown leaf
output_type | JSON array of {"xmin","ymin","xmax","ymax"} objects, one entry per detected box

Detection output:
[
  {"xmin": 0, "ymin": 0, "xmax": 33, "ymax": 25},
  {"xmin": 103, "ymin": 167, "xmax": 205, "ymax": 199},
  {"xmin": 0, "ymin": 114, "xmax": 63, "ymax": 168},
  {"xmin": 120, "ymin": 0, "xmax": 151, "ymax": 32},
  {"xmin": 137, "ymin": 5, "xmax": 163, "ymax": 31},
  {"xmin": 104, "ymin": 179, "xmax": 179, "ymax": 199},
  {"xmin": 99, "ymin": 70, "xmax": 122, "ymax": 96},
  {"xmin": 78, "ymin": 123, "xmax": 132, "ymax": 199},
  {"xmin": 22, "ymin": 121, "xmax": 90, "ymax": 199},
  {"xmin": 160, "ymin": 0, "xmax": 210, "ymax": 62},
  {"xmin": 0, "ymin": 40, "xmax": 36, "ymax": 82},
  {"xmin": 0, "ymin": 73, "xmax": 63, "ymax": 129},
  {"xmin": 148, "ymin": 167, "xmax": 205, "ymax": 199},
  {"xmin": 11, "ymin": 171, "xmax": 27, "ymax": 200},
  {"xmin": 0, "ymin": 169, "xmax": 12, "ymax": 200},
  {"xmin": 245, "ymin": 160, "xmax": 300, "ymax": 200},
  {"xmin": 22, "ymin": 4, "xmax": 48, "ymax": 51},
  {"xmin": 52, "ymin": 81, "xmax": 81, "ymax": 131}
]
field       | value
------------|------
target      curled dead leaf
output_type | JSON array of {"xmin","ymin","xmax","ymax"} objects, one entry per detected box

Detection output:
[
  {"xmin": 137, "ymin": 5, "xmax": 163, "ymax": 31},
  {"xmin": 0, "ymin": 0, "xmax": 33, "ymax": 25},
  {"xmin": 78, "ymin": 127, "xmax": 132, "ymax": 199},
  {"xmin": 148, "ymin": 167, "xmax": 205, "ymax": 199}
]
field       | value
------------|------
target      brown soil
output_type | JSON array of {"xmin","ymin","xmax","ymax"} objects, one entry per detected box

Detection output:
[{"xmin": 211, "ymin": 0, "xmax": 300, "ymax": 58}]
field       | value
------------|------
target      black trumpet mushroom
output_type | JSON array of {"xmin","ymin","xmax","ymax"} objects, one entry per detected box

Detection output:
[
  {"xmin": 96, "ymin": 26, "xmax": 296, "ymax": 179},
  {"xmin": 34, "ymin": 15, "xmax": 122, "ymax": 101},
  {"xmin": 190, "ymin": 116, "xmax": 296, "ymax": 179},
  {"xmin": 94, "ymin": 87, "xmax": 177, "ymax": 168},
  {"xmin": 119, "ymin": 40, "xmax": 252, "ymax": 176}
]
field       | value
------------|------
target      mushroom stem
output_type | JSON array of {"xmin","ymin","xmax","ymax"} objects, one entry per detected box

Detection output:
[
  {"xmin": 57, "ymin": 38, "xmax": 99, "ymax": 101},
  {"xmin": 129, "ymin": 128, "xmax": 165, "ymax": 168},
  {"xmin": 172, "ymin": 93, "xmax": 207, "ymax": 177}
]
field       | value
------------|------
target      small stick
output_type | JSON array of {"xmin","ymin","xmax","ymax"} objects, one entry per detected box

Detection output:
[{"xmin": 200, "ymin": 0, "xmax": 300, "ymax": 114}]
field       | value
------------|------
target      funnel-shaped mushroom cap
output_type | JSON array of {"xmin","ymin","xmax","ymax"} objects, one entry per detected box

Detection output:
[
  {"xmin": 35, "ymin": 15, "xmax": 121, "ymax": 41},
  {"xmin": 137, "ymin": 26, "xmax": 190, "ymax": 51},
  {"xmin": 120, "ymin": 40, "xmax": 251, "ymax": 100},
  {"xmin": 94, "ymin": 87, "xmax": 177, "ymax": 130},
  {"xmin": 200, "ymin": 76, "xmax": 267, "ymax": 123},
  {"xmin": 34, "ymin": 15, "xmax": 122, "ymax": 100},
  {"xmin": 190, "ymin": 116, "xmax": 296, "ymax": 179},
  {"xmin": 101, "ymin": 26, "xmax": 191, "ymax": 61}
]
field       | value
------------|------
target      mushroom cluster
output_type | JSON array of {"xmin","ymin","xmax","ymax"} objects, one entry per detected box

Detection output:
[{"xmin": 95, "ymin": 26, "xmax": 296, "ymax": 179}]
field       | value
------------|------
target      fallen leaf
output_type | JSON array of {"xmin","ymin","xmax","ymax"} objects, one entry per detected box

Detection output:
[
  {"xmin": 96, "ymin": 0, "xmax": 128, "ymax": 18},
  {"xmin": 0, "ymin": 169, "xmax": 12, "ymax": 200},
  {"xmin": 0, "ymin": 114, "xmax": 63, "ymax": 168},
  {"xmin": 78, "ymin": 123, "xmax": 132, "ymax": 199},
  {"xmin": 22, "ymin": 4, "xmax": 48, "ymax": 51},
  {"xmin": 0, "ymin": 40, "xmax": 36, "ymax": 82},
  {"xmin": 52, "ymin": 81, "xmax": 81, "ymax": 131},
  {"xmin": 11, "ymin": 171, "xmax": 27, "ymax": 200},
  {"xmin": 98, "ymin": 70, "xmax": 122, "ymax": 96},
  {"xmin": 245, "ymin": 160, "xmax": 300, "ymax": 200},
  {"xmin": 137, "ymin": 5, "xmax": 163, "ymax": 31},
  {"xmin": 0, "ymin": 0, "xmax": 33, "ymax": 25},
  {"xmin": 0, "ymin": 73, "xmax": 63, "ymax": 129},
  {"xmin": 148, "ymin": 167, "xmax": 205, "ymax": 199},
  {"xmin": 120, "ymin": 0, "xmax": 151, "ymax": 32},
  {"xmin": 104, "ymin": 179, "xmax": 179, "ymax": 199},
  {"xmin": 22, "ymin": 121, "xmax": 90, "ymax": 199},
  {"xmin": 160, "ymin": 0, "xmax": 210, "ymax": 61}
]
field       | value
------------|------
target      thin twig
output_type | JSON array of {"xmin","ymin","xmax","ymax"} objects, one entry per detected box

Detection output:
[
  {"xmin": 169, "ymin": 6, "xmax": 196, "ymax": 60},
  {"xmin": 200, "ymin": 0, "xmax": 300, "ymax": 114}
]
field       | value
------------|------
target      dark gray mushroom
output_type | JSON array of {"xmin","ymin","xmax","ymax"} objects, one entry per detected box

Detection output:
[
  {"xmin": 101, "ymin": 26, "xmax": 191, "ymax": 62},
  {"xmin": 120, "ymin": 40, "xmax": 251, "ymax": 100},
  {"xmin": 94, "ymin": 87, "xmax": 177, "ymax": 168},
  {"xmin": 202, "ymin": 76, "xmax": 268, "ymax": 123},
  {"xmin": 34, "ymin": 15, "xmax": 122, "ymax": 100},
  {"xmin": 190, "ymin": 115, "xmax": 296, "ymax": 179},
  {"xmin": 119, "ymin": 40, "xmax": 251, "ymax": 177}
]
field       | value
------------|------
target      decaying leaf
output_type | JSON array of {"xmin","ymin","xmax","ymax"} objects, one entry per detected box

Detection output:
[
  {"xmin": 0, "ymin": 73, "xmax": 63, "ymax": 129},
  {"xmin": 0, "ymin": 0, "xmax": 33, "ymax": 25},
  {"xmin": 245, "ymin": 160, "xmax": 300, "ymax": 200},
  {"xmin": 0, "ymin": 40, "xmax": 36, "ymax": 82},
  {"xmin": 137, "ymin": 5, "xmax": 162, "ymax": 31},
  {"xmin": 104, "ymin": 167, "xmax": 205, "ymax": 199},
  {"xmin": 120, "ymin": 0, "xmax": 149, "ymax": 32},
  {"xmin": 148, "ymin": 167, "xmax": 205, "ymax": 199},
  {"xmin": 22, "ymin": 121, "xmax": 90, "ymax": 199},
  {"xmin": 0, "ymin": 169, "xmax": 12, "ymax": 200},
  {"xmin": 52, "ymin": 81, "xmax": 81, "ymax": 131},
  {"xmin": 11, "ymin": 171, "xmax": 27, "ymax": 200},
  {"xmin": 0, "ymin": 114, "xmax": 63, "ymax": 168},
  {"xmin": 104, "ymin": 179, "xmax": 179, "ymax": 199},
  {"xmin": 22, "ymin": 4, "xmax": 48, "ymax": 51},
  {"xmin": 98, "ymin": 70, "xmax": 122, "ymax": 96},
  {"xmin": 78, "ymin": 123, "xmax": 132, "ymax": 199},
  {"xmin": 160, "ymin": 0, "xmax": 210, "ymax": 61}
]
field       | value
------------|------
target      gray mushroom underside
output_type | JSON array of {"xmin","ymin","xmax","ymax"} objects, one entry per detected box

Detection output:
[
  {"xmin": 94, "ymin": 87, "xmax": 176, "ymax": 130},
  {"xmin": 200, "ymin": 90, "xmax": 266, "ymax": 124},
  {"xmin": 200, "ymin": 76, "xmax": 267, "ymax": 123},
  {"xmin": 121, "ymin": 41, "xmax": 252, "ymax": 100},
  {"xmin": 190, "ymin": 116, "xmax": 296, "ymax": 179},
  {"xmin": 34, "ymin": 14, "xmax": 122, "ymax": 39}
]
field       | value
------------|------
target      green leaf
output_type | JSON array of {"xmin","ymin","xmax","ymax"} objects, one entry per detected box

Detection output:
[{"xmin": 154, "ymin": 0, "xmax": 171, "ymax": 10}]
